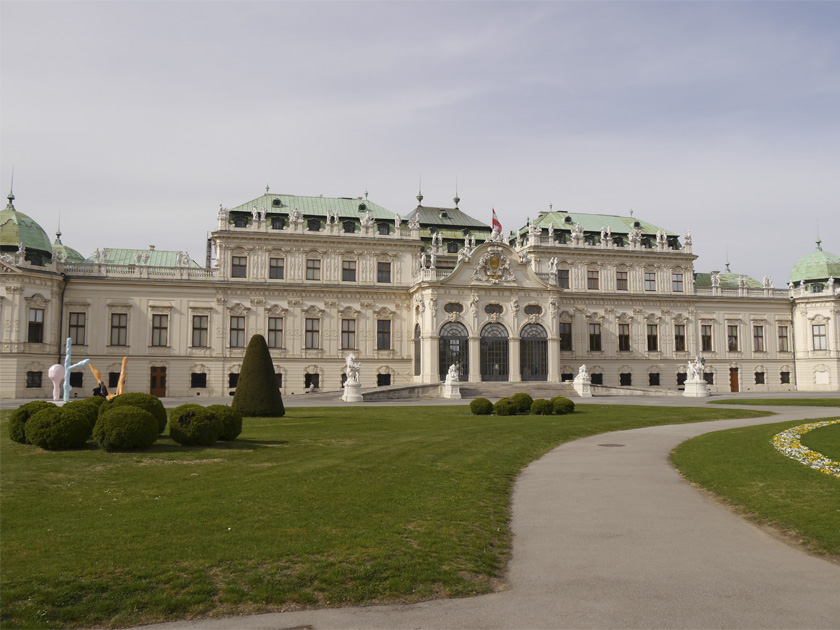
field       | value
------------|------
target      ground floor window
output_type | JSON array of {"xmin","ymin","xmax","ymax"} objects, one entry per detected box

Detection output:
[
  {"xmin": 229, "ymin": 373, "xmax": 239, "ymax": 388},
  {"xmin": 191, "ymin": 373, "xmax": 207, "ymax": 388},
  {"xmin": 649, "ymin": 373, "xmax": 660, "ymax": 386},
  {"xmin": 69, "ymin": 372, "xmax": 83, "ymax": 388},
  {"xmin": 590, "ymin": 373, "xmax": 603, "ymax": 385},
  {"xmin": 305, "ymin": 373, "xmax": 320, "ymax": 389},
  {"xmin": 26, "ymin": 371, "xmax": 42, "ymax": 388},
  {"xmin": 561, "ymin": 372, "xmax": 574, "ymax": 382},
  {"xmin": 755, "ymin": 371, "xmax": 765, "ymax": 385},
  {"xmin": 677, "ymin": 372, "xmax": 687, "ymax": 387},
  {"xmin": 276, "ymin": 373, "xmax": 283, "ymax": 388},
  {"xmin": 377, "ymin": 374, "xmax": 392, "ymax": 386},
  {"xmin": 620, "ymin": 373, "xmax": 632, "ymax": 386},
  {"xmin": 780, "ymin": 371, "xmax": 790, "ymax": 384},
  {"xmin": 703, "ymin": 372, "xmax": 714, "ymax": 385}
]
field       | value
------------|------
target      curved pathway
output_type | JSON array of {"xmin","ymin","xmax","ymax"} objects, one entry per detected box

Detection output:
[{"xmin": 144, "ymin": 406, "xmax": 840, "ymax": 629}]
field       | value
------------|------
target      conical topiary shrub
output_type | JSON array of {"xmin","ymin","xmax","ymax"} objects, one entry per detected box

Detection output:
[{"xmin": 231, "ymin": 334, "xmax": 285, "ymax": 417}]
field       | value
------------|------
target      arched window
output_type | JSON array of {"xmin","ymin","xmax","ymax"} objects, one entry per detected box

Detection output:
[
  {"xmin": 343, "ymin": 221, "xmax": 356, "ymax": 234},
  {"xmin": 447, "ymin": 241, "xmax": 459, "ymax": 253},
  {"xmin": 439, "ymin": 322, "xmax": 469, "ymax": 381},
  {"xmin": 520, "ymin": 323, "xmax": 547, "ymax": 381},
  {"xmin": 307, "ymin": 219, "xmax": 321, "ymax": 232},
  {"xmin": 480, "ymin": 323, "xmax": 509, "ymax": 381},
  {"xmin": 485, "ymin": 304, "xmax": 503, "ymax": 315}
]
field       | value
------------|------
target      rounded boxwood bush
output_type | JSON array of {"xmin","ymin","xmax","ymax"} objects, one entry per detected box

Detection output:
[
  {"xmin": 86, "ymin": 395, "xmax": 107, "ymax": 408},
  {"xmin": 494, "ymin": 398, "xmax": 517, "ymax": 416},
  {"xmin": 551, "ymin": 396, "xmax": 575, "ymax": 415},
  {"xmin": 94, "ymin": 406, "xmax": 159, "ymax": 452},
  {"xmin": 9, "ymin": 401, "xmax": 57, "ymax": 444},
  {"xmin": 510, "ymin": 392, "xmax": 534, "ymax": 413},
  {"xmin": 62, "ymin": 399, "xmax": 99, "ymax": 431},
  {"xmin": 530, "ymin": 398, "xmax": 553, "ymax": 415},
  {"xmin": 102, "ymin": 393, "xmax": 167, "ymax": 433},
  {"xmin": 207, "ymin": 405, "xmax": 243, "ymax": 440},
  {"xmin": 25, "ymin": 406, "xmax": 91, "ymax": 450},
  {"xmin": 169, "ymin": 405, "xmax": 223, "ymax": 446},
  {"xmin": 470, "ymin": 398, "xmax": 494, "ymax": 415}
]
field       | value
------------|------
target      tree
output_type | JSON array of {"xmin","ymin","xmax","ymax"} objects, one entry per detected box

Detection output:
[{"xmin": 231, "ymin": 334, "xmax": 285, "ymax": 417}]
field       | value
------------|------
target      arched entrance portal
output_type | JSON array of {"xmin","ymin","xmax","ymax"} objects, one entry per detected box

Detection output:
[
  {"xmin": 520, "ymin": 323, "xmax": 548, "ymax": 381},
  {"xmin": 480, "ymin": 322, "xmax": 509, "ymax": 381},
  {"xmin": 439, "ymin": 322, "xmax": 469, "ymax": 381}
]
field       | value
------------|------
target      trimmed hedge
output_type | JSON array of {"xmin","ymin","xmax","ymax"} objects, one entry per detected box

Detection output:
[
  {"xmin": 62, "ymin": 399, "xmax": 99, "ymax": 431},
  {"xmin": 551, "ymin": 396, "xmax": 575, "ymax": 415},
  {"xmin": 25, "ymin": 406, "xmax": 92, "ymax": 450},
  {"xmin": 94, "ymin": 406, "xmax": 159, "ymax": 452},
  {"xmin": 207, "ymin": 405, "xmax": 243, "ymax": 440},
  {"xmin": 232, "ymin": 334, "xmax": 285, "ymax": 418},
  {"xmin": 510, "ymin": 392, "xmax": 534, "ymax": 413},
  {"xmin": 530, "ymin": 399, "xmax": 553, "ymax": 415},
  {"xmin": 169, "ymin": 405, "xmax": 223, "ymax": 446},
  {"xmin": 100, "ymin": 393, "xmax": 167, "ymax": 433},
  {"xmin": 85, "ymin": 396, "xmax": 107, "ymax": 408},
  {"xmin": 470, "ymin": 398, "xmax": 494, "ymax": 415},
  {"xmin": 9, "ymin": 401, "xmax": 57, "ymax": 444},
  {"xmin": 493, "ymin": 398, "xmax": 518, "ymax": 416}
]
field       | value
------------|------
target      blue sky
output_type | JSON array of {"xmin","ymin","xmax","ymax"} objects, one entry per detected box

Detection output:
[{"xmin": 2, "ymin": 1, "xmax": 838, "ymax": 284}]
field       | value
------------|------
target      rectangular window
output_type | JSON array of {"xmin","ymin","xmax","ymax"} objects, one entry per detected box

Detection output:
[
  {"xmin": 305, "ymin": 318, "xmax": 320, "ymax": 349},
  {"xmin": 269, "ymin": 258, "xmax": 284, "ymax": 279},
  {"xmin": 559, "ymin": 322, "xmax": 572, "ymax": 351},
  {"xmin": 677, "ymin": 372, "xmax": 687, "ymax": 387},
  {"xmin": 228, "ymin": 373, "xmax": 239, "ymax": 388},
  {"xmin": 306, "ymin": 259, "xmax": 321, "ymax": 281},
  {"xmin": 753, "ymin": 325, "xmax": 765, "ymax": 352},
  {"xmin": 191, "ymin": 373, "xmax": 207, "ymax": 388},
  {"xmin": 68, "ymin": 312, "xmax": 86, "ymax": 345},
  {"xmin": 615, "ymin": 271, "xmax": 628, "ymax": 291},
  {"xmin": 230, "ymin": 316, "xmax": 245, "ymax": 348},
  {"xmin": 672, "ymin": 273, "xmax": 684, "ymax": 292},
  {"xmin": 276, "ymin": 373, "xmax": 283, "ymax": 388},
  {"xmin": 649, "ymin": 373, "xmax": 660, "ymax": 386},
  {"xmin": 151, "ymin": 314, "xmax": 168, "ymax": 347},
  {"xmin": 341, "ymin": 319, "xmax": 356, "ymax": 350},
  {"xmin": 342, "ymin": 260, "xmax": 357, "ymax": 282},
  {"xmin": 778, "ymin": 326, "xmax": 790, "ymax": 352},
  {"xmin": 813, "ymin": 324, "xmax": 827, "ymax": 350},
  {"xmin": 26, "ymin": 371, "xmax": 42, "ymax": 388},
  {"xmin": 780, "ymin": 371, "xmax": 790, "ymax": 384},
  {"xmin": 701, "ymin": 324, "xmax": 713, "ymax": 352},
  {"xmin": 108, "ymin": 372, "xmax": 120, "ymax": 388},
  {"xmin": 588, "ymin": 323, "xmax": 602, "ymax": 351},
  {"xmin": 377, "ymin": 261, "xmax": 392, "ymax": 283},
  {"xmin": 704, "ymin": 372, "xmax": 714, "ymax": 385},
  {"xmin": 304, "ymin": 373, "xmax": 320, "ymax": 388},
  {"xmin": 590, "ymin": 373, "xmax": 603, "ymax": 385},
  {"xmin": 618, "ymin": 323, "xmax": 630, "ymax": 352},
  {"xmin": 28, "ymin": 308, "xmax": 44, "ymax": 343},
  {"xmin": 644, "ymin": 272, "xmax": 656, "ymax": 291},
  {"xmin": 558, "ymin": 269, "xmax": 570, "ymax": 289},
  {"xmin": 377, "ymin": 320, "xmax": 391, "ymax": 350},
  {"xmin": 647, "ymin": 324, "xmax": 658, "ymax": 352},
  {"xmin": 268, "ymin": 317, "xmax": 283, "ymax": 348},
  {"xmin": 110, "ymin": 313, "xmax": 128, "ymax": 346},
  {"xmin": 587, "ymin": 270, "xmax": 599, "ymax": 290},
  {"xmin": 231, "ymin": 255, "xmax": 247, "ymax": 278},
  {"xmin": 192, "ymin": 315, "xmax": 208, "ymax": 347},
  {"xmin": 727, "ymin": 325, "xmax": 739, "ymax": 351},
  {"xmin": 377, "ymin": 374, "xmax": 392, "ymax": 386},
  {"xmin": 69, "ymin": 372, "xmax": 83, "ymax": 388},
  {"xmin": 561, "ymin": 372, "xmax": 574, "ymax": 382},
  {"xmin": 755, "ymin": 371, "xmax": 765, "ymax": 385},
  {"xmin": 620, "ymin": 372, "xmax": 632, "ymax": 386},
  {"xmin": 674, "ymin": 324, "xmax": 686, "ymax": 352}
]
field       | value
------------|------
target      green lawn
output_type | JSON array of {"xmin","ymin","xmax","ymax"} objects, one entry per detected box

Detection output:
[
  {"xmin": 1, "ymin": 404, "xmax": 768, "ymax": 629},
  {"xmin": 671, "ymin": 419, "xmax": 840, "ymax": 562},
  {"xmin": 709, "ymin": 398, "xmax": 840, "ymax": 407}
]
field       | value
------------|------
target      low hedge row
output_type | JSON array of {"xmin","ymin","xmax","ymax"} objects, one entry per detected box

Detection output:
[{"xmin": 469, "ymin": 395, "xmax": 575, "ymax": 416}]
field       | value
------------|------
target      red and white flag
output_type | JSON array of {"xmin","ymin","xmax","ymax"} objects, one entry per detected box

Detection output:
[{"xmin": 491, "ymin": 208, "xmax": 502, "ymax": 233}]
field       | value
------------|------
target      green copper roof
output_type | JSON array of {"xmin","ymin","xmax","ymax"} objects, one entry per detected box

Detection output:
[
  {"xmin": 84, "ymin": 248, "xmax": 199, "ymax": 267},
  {"xmin": 695, "ymin": 272, "xmax": 762, "ymax": 289},
  {"xmin": 405, "ymin": 205, "xmax": 491, "ymax": 230},
  {"xmin": 525, "ymin": 211, "xmax": 677, "ymax": 236},
  {"xmin": 51, "ymin": 231, "xmax": 85, "ymax": 263},
  {"xmin": 790, "ymin": 240, "xmax": 840, "ymax": 284},
  {"xmin": 228, "ymin": 193, "xmax": 394, "ymax": 220},
  {"xmin": 0, "ymin": 193, "xmax": 53, "ymax": 254}
]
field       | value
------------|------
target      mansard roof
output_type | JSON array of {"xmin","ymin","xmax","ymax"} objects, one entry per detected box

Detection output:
[
  {"xmin": 404, "ymin": 205, "xmax": 490, "ymax": 230},
  {"xmin": 526, "ymin": 210, "xmax": 677, "ymax": 236},
  {"xmin": 84, "ymin": 248, "xmax": 199, "ymax": 267},
  {"xmin": 695, "ymin": 272, "xmax": 762, "ymax": 289},
  {"xmin": 228, "ymin": 193, "xmax": 394, "ymax": 220}
]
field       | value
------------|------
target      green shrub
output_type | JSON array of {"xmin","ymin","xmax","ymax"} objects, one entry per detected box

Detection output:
[
  {"xmin": 551, "ymin": 396, "xmax": 575, "ymax": 415},
  {"xmin": 530, "ymin": 399, "xmax": 553, "ymax": 415},
  {"xmin": 8, "ymin": 401, "xmax": 57, "ymax": 444},
  {"xmin": 207, "ymin": 405, "xmax": 243, "ymax": 440},
  {"xmin": 93, "ymin": 406, "xmax": 159, "ymax": 452},
  {"xmin": 25, "ymin": 406, "xmax": 91, "ymax": 450},
  {"xmin": 493, "ymin": 398, "xmax": 517, "ymax": 416},
  {"xmin": 62, "ymin": 399, "xmax": 99, "ymax": 430},
  {"xmin": 169, "ymin": 405, "xmax": 223, "ymax": 446},
  {"xmin": 232, "ymin": 334, "xmax": 285, "ymax": 417},
  {"xmin": 470, "ymin": 398, "xmax": 494, "ymax": 415},
  {"xmin": 103, "ymin": 393, "xmax": 167, "ymax": 433},
  {"xmin": 86, "ymin": 395, "xmax": 107, "ymax": 408},
  {"xmin": 510, "ymin": 392, "xmax": 534, "ymax": 413}
]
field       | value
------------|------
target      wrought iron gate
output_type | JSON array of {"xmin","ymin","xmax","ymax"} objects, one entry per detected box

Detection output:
[
  {"xmin": 439, "ymin": 322, "xmax": 469, "ymax": 381},
  {"xmin": 480, "ymin": 322, "xmax": 509, "ymax": 381},
  {"xmin": 520, "ymin": 323, "xmax": 548, "ymax": 381}
]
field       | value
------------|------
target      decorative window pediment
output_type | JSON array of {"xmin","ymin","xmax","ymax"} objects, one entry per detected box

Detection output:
[
  {"xmin": 303, "ymin": 304, "xmax": 325, "ymax": 317},
  {"xmin": 808, "ymin": 314, "xmax": 830, "ymax": 324},
  {"xmin": 616, "ymin": 312, "xmax": 634, "ymax": 323},
  {"xmin": 375, "ymin": 306, "xmax": 396, "ymax": 318},
  {"xmin": 340, "ymin": 305, "xmax": 361, "ymax": 318},
  {"xmin": 267, "ymin": 304, "xmax": 287, "ymax": 317},
  {"xmin": 229, "ymin": 302, "xmax": 250, "ymax": 316},
  {"xmin": 24, "ymin": 293, "xmax": 50, "ymax": 308}
]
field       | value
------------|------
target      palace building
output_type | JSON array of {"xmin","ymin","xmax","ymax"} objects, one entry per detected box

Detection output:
[{"xmin": 1, "ymin": 187, "xmax": 838, "ymax": 400}]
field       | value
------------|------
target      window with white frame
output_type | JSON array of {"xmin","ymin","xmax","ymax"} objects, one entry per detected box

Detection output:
[
  {"xmin": 28, "ymin": 308, "xmax": 44, "ymax": 343},
  {"xmin": 230, "ymin": 316, "xmax": 245, "ymax": 348},
  {"xmin": 341, "ymin": 319, "xmax": 356, "ymax": 349},
  {"xmin": 231, "ymin": 256, "xmax": 247, "ymax": 278},
  {"xmin": 151, "ymin": 314, "xmax": 168, "ymax": 347},
  {"xmin": 753, "ymin": 325, "xmax": 765, "ymax": 352},
  {"xmin": 269, "ymin": 258, "xmax": 284, "ymax": 279},
  {"xmin": 377, "ymin": 320, "xmax": 391, "ymax": 350},
  {"xmin": 306, "ymin": 259, "xmax": 321, "ymax": 281},
  {"xmin": 672, "ymin": 273, "xmax": 684, "ymax": 292},
  {"xmin": 305, "ymin": 318, "xmax": 320, "ymax": 349},
  {"xmin": 674, "ymin": 324, "xmax": 686, "ymax": 352},
  {"xmin": 342, "ymin": 260, "xmax": 357, "ymax": 282},
  {"xmin": 778, "ymin": 326, "xmax": 789, "ymax": 352},
  {"xmin": 69, "ymin": 312, "xmax": 86, "ymax": 345},
  {"xmin": 644, "ymin": 272, "xmax": 656, "ymax": 291},
  {"xmin": 647, "ymin": 324, "xmax": 658, "ymax": 351},
  {"xmin": 813, "ymin": 324, "xmax": 827, "ymax": 350},
  {"xmin": 268, "ymin": 317, "xmax": 283, "ymax": 348},
  {"xmin": 192, "ymin": 315, "xmax": 208, "ymax": 347},
  {"xmin": 110, "ymin": 313, "xmax": 128, "ymax": 346}
]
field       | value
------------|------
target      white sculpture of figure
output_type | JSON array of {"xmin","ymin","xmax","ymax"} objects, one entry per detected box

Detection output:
[
  {"xmin": 48, "ymin": 364, "xmax": 65, "ymax": 401},
  {"xmin": 828, "ymin": 277, "xmax": 835, "ymax": 292},
  {"xmin": 17, "ymin": 242, "xmax": 26, "ymax": 256},
  {"xmin": 573, "ymin": 363, "xmax": 592, "ymax": 397},
  {"xmin": 576, "ymin": 364, "xmax": 589, "ymax": 381},
  {"xmin": 62, "ymin": 338, "xmax": 91, "ymax": 403},
  {"xmin": 519, "ymin": 250, "xmax": 530, "ymax": 265},
  {"xmin": 259, "ymin": 207, "xmax": 266, "ymax": 222},
  {"xmin": 686, "ymin": 362, "xmax": 697, "ymax": 382},
  {"xmin": 345, "ymin": 353, "xmax": 361, "ymax": 383},
  {"xmin": 457, "ymin": 248, "xmax": 469, "ymax": 264},
  {"xmin": 217, "ymin": 203, "xmax": 227, "ymax": 220},
  {"xmin": 437, "ymin": 232, "xmax": 444, "ymax": 248},
  {"xmin": 142, "ymin": 253, "xmax": 150, "ymax": 264},
  {"xmin": 548, "ymin": 223, "xmax": 554, "ymax": 238},
  {"xmin": 134, "ymin": 253, "xmax": 142, "ymax": 265},
  {"xmin": 420, "ymin": 251, "xmax": 427, "ymax": 269},
  {"xmin": 515, "ymin": 234, "xmax": 522, "ymax": 248},
  {"xmin": 394, "ymin": 214, "xmax": 401, "ymax": 230},
  {"xmin": 445, "ymin": 364, "xmax": 459, "ymax": 384},
  {"xmin": 529, "ymin": 221, "xmax": 541, "ymax": 237},
  {"xmin": 684, "ymin": 230, "xmax": 692, "ymax": 247},
  {"xmin": 252, "ymin": 206, "xmax": 259, "ymax": 221},
  {"xmin": 430, "ymin": 252, "xmax": 437, "ymax": 268},
  {"xmin": 470, "ymin": 234, "xmax": 476, "ymax": 248},
  {"xmin": 600, "ymin": 226, "xmax": 607, "ymax": 243},
  {"xmin": 762, "ymin": 275, "xmax": 773, "ymax": 289},
  {"xmin": 342, "ymin": 353, "xmax": 364, "ymax": 402},
  {"xmin": 488, "ymin": 225, "xmax": 500, "ymax": 242},
  {"xmin": 408, "ymin": 215, "xmax": 420, "ymax": 230},
  {"xmin": 470, "ymin": 292, "xmax": 479, "ymax": 314},
  {"xmin": 606, "ymin": 226, "xmax": 612, "ymax": 241},
  {"xmin": 711, "ymin": 272, "xmax": 721, "ymax": 288},
  {"xmin": 464, "ymin": 234, "xmax": 470, "ymax": 249},
  {"xmin": 628, "ymin": 227, "xmax": 641, "ymax": 246},
  {"xmin": 548, "ymin": 257, "xmax": 558, "ymax": 274},
  {"xmin": 684, "ymin": 355, "xmax": 710, "ymax": 397}
]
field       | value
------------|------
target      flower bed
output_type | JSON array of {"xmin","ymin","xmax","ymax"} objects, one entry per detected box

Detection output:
[{"xmin": 770, "ymin": 420, "xmax": 840, "ymax": 478}]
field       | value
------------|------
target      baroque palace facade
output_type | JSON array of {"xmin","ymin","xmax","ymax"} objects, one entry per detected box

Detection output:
[{"xmin": 1, "ymin": 187, "xmax": 838, "ymax": 400}]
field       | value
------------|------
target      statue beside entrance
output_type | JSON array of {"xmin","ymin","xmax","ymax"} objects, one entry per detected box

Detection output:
[
  {"xmin": 683, "ymin": 356, "xmax": 711, "ymax": 398},
  {"xmin": 442, "ymin": 363, "xmax": 461, "ymax": 399},
  {"xmin": 573, "ymin": 364, "xmax": 593, "ymax": 398},
  {"xmin": 341, "ymin": 353, "xmax": 363, "ymax": 402}
]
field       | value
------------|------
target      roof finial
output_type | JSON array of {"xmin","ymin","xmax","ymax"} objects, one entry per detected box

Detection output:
[
  {"xmin": 266, "ymin": 184, "xmax": 270, "ymax": 193},
  {"xmin": 549, "ymin": 202, "xmax": 553, "ymax": 211},
  {"xmin": 629, "ymin": 208, "xmax": 633, "ymax": 217},
  {"xmin": 453, "ymin": 176, "xmax": 460, "ymax": 208},
  {"xmin": 416, "ymin": 175, "xmax": 423, "ymax": 206},
  {"xmin": 816, "ymin": 218, "xmax": 822, "ymax": 250},
  {"xmin": 7, "ymin": 167, "xmax": 15, "ymax": 205},
  {"xmin": 725, "ymin": 247, "xmax": 731, "ymax": 273},
  {"xmin": 56, "ymin": 212, "xmax": 62, "ymax": 243},
  {"xmin": 365, "ymin": 190, "xmax": 368, "ymax": 200}
]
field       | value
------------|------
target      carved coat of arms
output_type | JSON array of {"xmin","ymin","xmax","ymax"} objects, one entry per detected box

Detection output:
[{"xmin": 471, "ymin": 246, "xmax": 515, "ymax": 284}]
